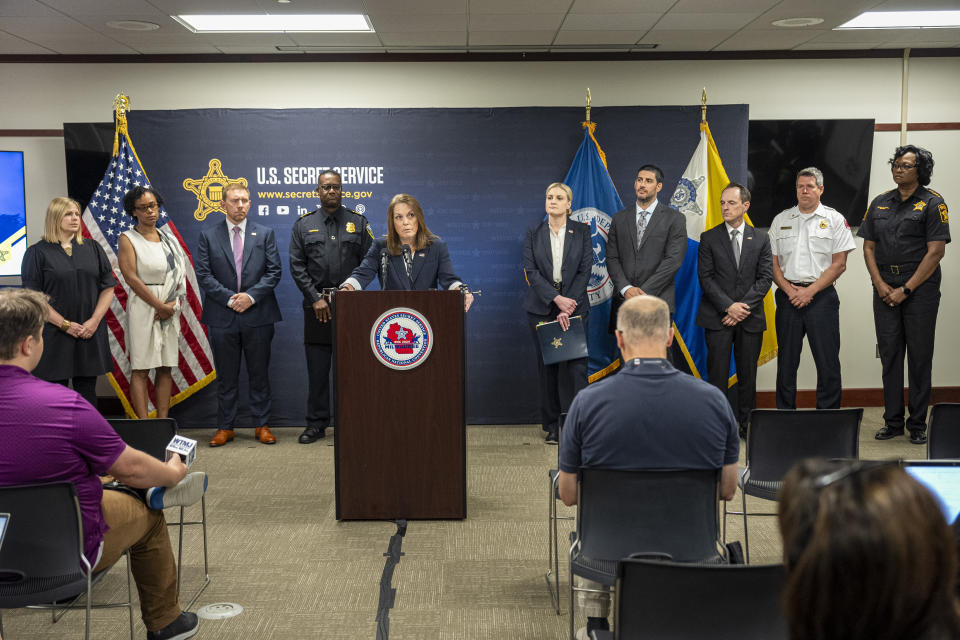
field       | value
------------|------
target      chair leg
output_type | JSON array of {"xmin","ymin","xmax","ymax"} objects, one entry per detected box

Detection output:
[
  {"xmin": 177, "ymin": 505, "xmax": 185, "ymax": 597},
  {"xmin": 741, "ymin": 489, "xmax": 750, "ymax": 564},
  {"xmin": 179, "ymin": 496, "xmax": 212, "ymax": 611},
  {"xmin": 126, "ymin": 551, "xmax": 134, "ymax": 640},
  {"xmin": 544, "ymin": 474, "xmax": 561, "ymax": 614},
  {"xmin": 84, "ymin": 569, "xmax": 92, "ymax": 640},
  {"xmin": 722, "ymin": 499, "xmax": 728, "ymax": 547}
]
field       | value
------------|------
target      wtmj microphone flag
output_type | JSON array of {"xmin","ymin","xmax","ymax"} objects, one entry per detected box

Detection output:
[{"xmin": 563, "ymin": 122, "xmax": 624, "ymax": 381}]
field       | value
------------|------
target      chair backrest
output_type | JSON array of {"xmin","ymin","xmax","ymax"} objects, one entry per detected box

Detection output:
[
  {"xmin": 0, "ymin": 482, "xmax": 87, "ymax": 607},
  {"xmin": 577, "ymin": 468, "xmax": 721, "ymax": 564},
  {"xmin": 928, "ymin": 403, "xmax": 960, "ymax": 459},
  {"xmin": 615, "ymin": 558, "xmax": 788, "ymax": 640},
  {"xmin": 108, "ymin": 418, "xmax": 177, "ymax": 461},
  {"xmin": 747, "ymin": 409, "xmax": 862, "ymax": 483}
]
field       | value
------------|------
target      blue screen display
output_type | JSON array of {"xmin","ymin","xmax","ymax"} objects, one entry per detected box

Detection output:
[
  {"xmin": 905, "ymin": 465, "xmax": 960, "ymax": 525},
  {"xmin": 0, "ymin": 151, "xmax": 27, "ymax": 277}
]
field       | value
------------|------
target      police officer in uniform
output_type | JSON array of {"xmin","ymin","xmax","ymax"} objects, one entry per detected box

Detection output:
[
  {"xmin": 859, "ymin": 145, "xmax": 950, "ymax": 445},
  {"xmin": 289, "ymin": 170, "xmax": 374, "ymax": 443},
  {"xmin": 769, "ymin": 167, "xmax": 856, "ymax": 410}
]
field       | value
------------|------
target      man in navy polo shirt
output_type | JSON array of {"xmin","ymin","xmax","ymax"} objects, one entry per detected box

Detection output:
[
  {"xmin": 0, "ymin": 288, "xmax": 200, "ymax": 640},
  {"xmin": 558, "ymin": 295, "xmax": 739, "ymax": 640}
]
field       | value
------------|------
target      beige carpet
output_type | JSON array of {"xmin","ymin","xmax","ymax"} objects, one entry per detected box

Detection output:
[{"xmin": 1, "ymin": 407, "xmax": 920, "ymax": 639}]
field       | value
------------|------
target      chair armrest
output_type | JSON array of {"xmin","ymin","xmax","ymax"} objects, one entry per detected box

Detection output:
[{"xmin": 591, "ymin": 631, "xmax": 614, "ymax": 640}]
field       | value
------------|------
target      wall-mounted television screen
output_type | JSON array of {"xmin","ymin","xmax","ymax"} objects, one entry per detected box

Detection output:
[
  {"xmin": 0, "ymin": 151, "xmax": 27, "ymax": 277},
  {"xmin": 747, "ymin": 119, "xmax": 875, "ymax": 229}
]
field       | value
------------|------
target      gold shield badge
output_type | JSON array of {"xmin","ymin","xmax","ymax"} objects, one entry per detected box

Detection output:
[{"xmin": 183, "ymin": 159, "xmax": 247, "ymax": 222}]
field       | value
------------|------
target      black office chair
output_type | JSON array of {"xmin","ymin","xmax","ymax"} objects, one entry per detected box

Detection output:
[
  {"xmin": 108, "ymin": 418, "xmax": 210, "ymax": 609},
  {"xmin": 928, "ymin": 403, "xmax": 960, "ymax": 459},
  {"xmin": 568, "ymin": 467, "xmax": 724, "ymax": 640},
  {"xmin": 0, "ymin": 482, "xmax": 133, "ymax": 640},
  {"xmin": 545, "ymin": 412, "xmax": 571, "ymax": 613},
  {"xmin": 594, "ymin": 557, "xmax": 788, "ymax": 639},
  {"xmin": 724, "ymin": 408, "xmax": 862, "ymax": 562}
]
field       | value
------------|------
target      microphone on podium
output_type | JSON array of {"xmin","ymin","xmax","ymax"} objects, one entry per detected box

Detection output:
[
  {"xmin": 380, "ymin": 247, "xmax": 390, "ymax": 281},
  {"xmin": 401, "ymin": 244, "xmax": 413, "ymax": 278}
]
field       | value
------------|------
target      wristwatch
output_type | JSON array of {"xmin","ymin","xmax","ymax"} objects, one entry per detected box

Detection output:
[
  {"xmin": 902, "ymin": 286, "xmax": 912, "ymax": 297},
  {"xmin": 60, "ymin": 319, "xmax": 71, "ymax": 331}
]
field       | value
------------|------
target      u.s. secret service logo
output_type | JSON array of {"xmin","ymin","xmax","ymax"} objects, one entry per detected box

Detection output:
[
  {"xmin": 571, "ymin": 207, "xmax": 614, "ymax": 306},
  {"xmin": 370, "ymin": 307, "xmax": 433, "ymax": 370}
]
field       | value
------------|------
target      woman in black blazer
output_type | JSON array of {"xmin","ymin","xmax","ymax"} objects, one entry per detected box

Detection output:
[
  {"xmin": 523, "ymin": 182, "xmax": 592, "ymax": 443},
  {"xmin": 342, "ymin": 193, "xmax": 473, "ymax": 311}
]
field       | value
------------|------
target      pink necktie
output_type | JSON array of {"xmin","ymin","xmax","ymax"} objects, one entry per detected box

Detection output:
[{"xmin": 232, "ymin": 226, "xmax": 243, "ymax": 290}]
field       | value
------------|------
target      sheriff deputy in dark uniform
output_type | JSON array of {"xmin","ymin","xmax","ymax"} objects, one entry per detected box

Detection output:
[
  {"xmin": 289, "ymin": 169, "xmax": 374, "ymax": 444},
  {"xmin": 859, "ymin": 145, "xmax": 950, "ymax": 445}
]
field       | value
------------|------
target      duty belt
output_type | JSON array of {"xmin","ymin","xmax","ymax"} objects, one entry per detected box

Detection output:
[
  {"xmin": 878, "ymin": 262, "xmax": 919, "ymax": 275},
  {"xmin": 789, "ymin": 281, "xmax": 814, "ymax": 287}
]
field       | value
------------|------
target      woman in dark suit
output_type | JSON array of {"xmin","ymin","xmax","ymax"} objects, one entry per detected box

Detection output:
[
  {"xmin": 523, "ymin": 182, "xmax": 592, "ymax": 443},
  {"xmin": 21, "ymin": 197, "xmax": 115, "ymax": 408},
  {"xmin": 341, "ymin": 193, "xmax": 474, "ymax": 311}
]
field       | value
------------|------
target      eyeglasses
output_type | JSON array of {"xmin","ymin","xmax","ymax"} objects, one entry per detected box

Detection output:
[
  {"xmin": 317, "ymin": 184, "xmax": 342, "ymax": 192},
  {"xmin": 891, "ymin": 163, "xmax": 916, "ymax": 171},
  {"xmin": 134, "ymin": 203, "xmax": 159, "ymax": 212},
  {"xmin": 812, "ymin": 459, "xmax": 898, "ymax": 490}
]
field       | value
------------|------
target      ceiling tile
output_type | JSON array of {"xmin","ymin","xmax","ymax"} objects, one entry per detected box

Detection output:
[
  {"xmin": 363, "ymin": 0, "xmax": 466, "ymax": 14},
  {"xmin": 562, "ymin": 13, "xmax": 661, "ymax": 31},
  {"xmin": 469, "ymin": 14, "xmax": 564, "ymax": 31},
  {"xmin": 713, "ymin": 29, "xmax": 821, "ymax": 50},
  {"xmin": 0, "ymin": 1, "xmax": 67, "ymax": 18},
  {"xmin": 0, "ymin": 16, "xmax": 95, "ymax": 35},
  {"xmin": 469, "ymin": 30, "xmax": 555, "ymax": 45},
  {"xmin": 287, "ymin": 32, "xmax": 383, "ymax": 45},
  {"xmin": 872, "ymin": 0, "xmax": 960, "ymax": 8},
  {"xmin": 39, "ymin": 0, "xmax": 164, "ymax": 14},
  {"xmin": 469, "ymin": 0, "xmax": 572, "ymax": 15},
  {"xmin": 143, "ymin": 0, "xmax": 264, "ymax": 12},
  {"xmin": 795, "ymin": 41, "xmax": 884, "ymax": 50},
  {"xmin": 656, "ymin": 12, "xmax": 757, "ymax": 30},
  {"xmin": 671, "ymin": 0, "xmax": 778, "ymax": 12},
  {"xmin": 0, "ymin": 30, "xmax": 54, "ymax": 53},
  {"xmin": 368, "ymin": 13, "xmax": 465, "ymax": 32},
  {"xmin": 24, "ymin": 33, "xmax": 139, "ymax": 53},
  {"xmin": 638, "ymin": 29, "xmax": 731, "ymax": 51},
  {"xmin": 570, "ymin": 0, "xmax": 674, "ymax": 13},
  {"xmin": 200, "ymin": 33, "xmax": 298, "ymax": 46},
  {"xmin": 553, "ymin": 30, "xmax": 642, "ymax": 45},
  {"xmin": 127, "ymin": 43, "xmax": 223, "ymax": 54},
  {"xmin": 805, "ymin": 29, "xmax": 901, "ymax": 44},
  {"xmin": 378, "ymin": 31, "xmax": 467, "ymax": 46}
]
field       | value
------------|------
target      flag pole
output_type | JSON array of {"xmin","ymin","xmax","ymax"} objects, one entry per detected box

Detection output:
[
  {"xmin": 701, "ymin": 87, "xmax": 707, "ymax": 123},
  {"xmin": 585, "ymin": 87, "xmax": 591, "ymax": 123},
  {"xmin": 112, "ymin": 93, "xmax": 130, "ymax": 154}
]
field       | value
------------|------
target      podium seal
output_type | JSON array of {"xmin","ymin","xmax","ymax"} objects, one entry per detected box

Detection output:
[{"xmin": 370, "ymin": 307, "xmax": 433, "ymax": 370}]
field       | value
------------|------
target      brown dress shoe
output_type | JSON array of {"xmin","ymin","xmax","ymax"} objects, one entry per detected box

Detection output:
[
  {"xmin": 255, "ymin": 426, "xmax": 276, "ymax": 444},
  {"xmin": 209, "ymin": 429, "xmax": 234, "ymax": 447}
]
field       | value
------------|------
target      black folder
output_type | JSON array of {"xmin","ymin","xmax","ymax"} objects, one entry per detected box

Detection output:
[{"xmin": 536, "ymin": 315, "xmax": 588, "ymax": 365}]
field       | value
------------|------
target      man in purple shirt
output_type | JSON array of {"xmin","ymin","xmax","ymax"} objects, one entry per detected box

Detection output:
[{"xmin": 0, "ymin": 288, "xmax": 199, "ymax": 640}]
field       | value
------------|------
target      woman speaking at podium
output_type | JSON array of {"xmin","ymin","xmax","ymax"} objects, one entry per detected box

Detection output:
[
  {"xmin": 340, "ymin": 193, "xmax": 474, "ymax": 312},
  {"xmin": 523, "ymin": 182, "xmax": 592, "ymax": 444}
]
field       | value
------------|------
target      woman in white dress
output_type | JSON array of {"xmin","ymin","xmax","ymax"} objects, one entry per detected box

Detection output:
[{"xmin": 117, "ymin": 186, "xmax": 186, "ymax": 419}]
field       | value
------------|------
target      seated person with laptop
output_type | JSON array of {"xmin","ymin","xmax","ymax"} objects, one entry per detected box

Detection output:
[{"xmin": 0, "ymin": 288, "xmax": 202, "ymax": 640}]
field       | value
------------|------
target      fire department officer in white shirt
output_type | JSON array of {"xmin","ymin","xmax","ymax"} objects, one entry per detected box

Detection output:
[{"xmin": 768, "ymin": 167, "xmax": 856, "ymax": 410}]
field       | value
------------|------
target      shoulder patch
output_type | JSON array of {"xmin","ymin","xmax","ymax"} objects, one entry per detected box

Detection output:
[
  {"xmin": 366, "ymin": 224, "xmax": 375, "ymax": 240},
  {"xmin": 940, "ymin": 202, "xmax": 949, "ymax": 224}
]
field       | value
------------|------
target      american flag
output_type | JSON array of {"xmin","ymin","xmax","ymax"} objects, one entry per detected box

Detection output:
[{"xmin": 81, "ymin": 126, "xmax": 215, "ymax": 417}]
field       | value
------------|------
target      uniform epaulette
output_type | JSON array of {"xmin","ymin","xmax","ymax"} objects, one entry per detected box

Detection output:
[
  {"xmin": 928, "ymin": 188, "xmax": 943, "ymax": 198},
  {"xmin": 299, "ymin": 208, "xmax": 316, "ymax": 218}
]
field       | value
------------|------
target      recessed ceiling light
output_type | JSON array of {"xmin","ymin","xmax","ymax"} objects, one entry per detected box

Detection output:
[
  {"xmin": 836, "ymin": 10, "xmax": 960, "ymax": 29},
  {"xmin": 771, "ymin": 17, "xmax": 824, "ymax": 28},
  {"xmin": 173, "ymin": 14, "xmax": 372, "ymax": 33},
  {"xmin": 106, "ymin": 20, "xmax": 160, "ymax": 31}
]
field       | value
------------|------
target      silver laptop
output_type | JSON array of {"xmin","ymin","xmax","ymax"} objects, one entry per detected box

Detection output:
[
  {"xmin": 0, "ymin": 512, "xmax": 9, "ymax": 551},
  {"xmin": 903, "ymin": 460, "xmax": 960, "ymax": 526}
]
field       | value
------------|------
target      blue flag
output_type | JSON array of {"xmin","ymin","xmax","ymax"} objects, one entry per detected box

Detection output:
[{"xmin": 563, "ymin": 123, "xmax": 624, "ymax": 381}]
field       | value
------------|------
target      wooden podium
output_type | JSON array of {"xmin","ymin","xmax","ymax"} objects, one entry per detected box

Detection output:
[{"xmin": 333, "ymin": 290, "xmax": 466, "ymax": 520}]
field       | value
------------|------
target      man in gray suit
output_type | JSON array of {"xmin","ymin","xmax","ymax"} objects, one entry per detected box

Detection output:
[
  {"xmin": 606, "ymin": 164, "xmax": 688, "ymax": 365},
  {"xmin": 696, "ymin": 183, "xmax": 772, "ymax": 438}
]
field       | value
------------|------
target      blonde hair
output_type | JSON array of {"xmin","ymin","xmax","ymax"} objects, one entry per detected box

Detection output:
[
  {"xmin": 42, "ymin": 197, "xmax": 84, "ymax": 245},
  {"xmin": 545, "ymin": 182, "xmax": 573, "ymax": 217}
]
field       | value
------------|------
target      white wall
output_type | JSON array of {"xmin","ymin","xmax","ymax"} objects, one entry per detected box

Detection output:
[{"xmin": 2, "ymin": 55, "xmax": 958, "ymax": 393}]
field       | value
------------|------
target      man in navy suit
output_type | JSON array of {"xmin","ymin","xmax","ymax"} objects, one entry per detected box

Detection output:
[
  {"xmin": 606, "ymin": 164, "xmax": 687, "ymax": 366},
  {"xmin": 696, "ymin": 183, "xmax": 772, "ymax": 438},
  {"xmin": 196, "ymin": 181, "xmax": 282, "ymax": 447}
]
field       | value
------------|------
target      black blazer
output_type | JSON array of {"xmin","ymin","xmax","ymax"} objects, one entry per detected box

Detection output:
[
  {"xmin": 695, "ymin": 222, "xmax": 772, "ymax": 332},
  {"xmin": 522, "ymin": 218, "xmax": 592, "ymax": 317},
  {"xmin": 606, "ymin": 202, "xmax": 687, "ymax": 311},
  {"xmin": 348, "ymin": 237, "xmax": 463, "ymax": 291}
]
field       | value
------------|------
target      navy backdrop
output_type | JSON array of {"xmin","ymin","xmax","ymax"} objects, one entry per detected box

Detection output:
[{"xmin": 126, "ymin": 105, "xmax": 748, "ymax": 428}]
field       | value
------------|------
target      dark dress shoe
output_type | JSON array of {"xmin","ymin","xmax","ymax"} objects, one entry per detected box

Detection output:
[
  {"xmin": 875, "ymin": 426, "xmax": 905, "ymax": 440},
  {"xmin": 545, "ymin": 429, "xmax": 558, "ymax": 445},
  {"xmin": 255, "ymin": 426, "xmax": 277, "ymax": 444},
  {"xmin": 909, "ymin": 430, "xmax": 928, "ymax": 445},
  {"xmin": 738, "ymin": 424, "xmax": 748, "ymax": 440},
  {"xmin": 209, "ymin": 429, "xmax": 234, "ymax": 447},
  {"xmin": 299, "ymin": 426, "xmax": 325, "ymax": 444}
]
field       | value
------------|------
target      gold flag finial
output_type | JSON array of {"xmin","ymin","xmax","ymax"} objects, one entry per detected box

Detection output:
[
  {"xmin": 700, "ymin": 87, "xmax": 707, "ymax": 123},
  {"xmin": 112, "ymin": 93, "xmax": 130, "ymax": 154},
  {"xmin": 585, "ymin": 88, "xmax": 592, "ymax": 123}
]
